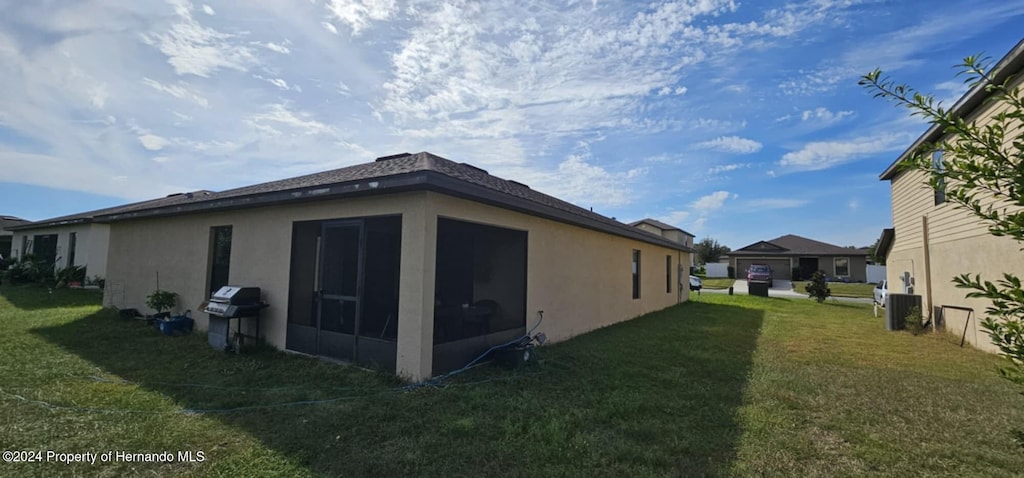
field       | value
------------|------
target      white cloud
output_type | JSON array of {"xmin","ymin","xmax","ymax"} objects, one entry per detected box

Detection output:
[
  {"xmin": 692, "ymin": 190, "xmax": 734, "ymax": 212},
  {"xmin": 778, "ymin": 64, "xmax": 852, "ymax": 96},
  {"xmin": 0, "ymin": 0, "xmax": 912, "ymax": 209},
  {"xmin": 247, "ymin": 104, "xmax": 334, "ymax": 136},
  {"xmin": 140, "ymin": 0, "xmax": 258, "ymax": 77},
  {"xmin": 138, "ymin": 134, "xmax": 170, "ymax": 151},
  {"xmin": 656, "ymin": 86, "xmax": 688, "ymax": 96},
  {"xmin": 253, "ymin": 75, "xmax": 298, "ymax": 91},
  {"xmin": 321, "ymin": 22, "xmax": 339, "ymax": 34},
  {"xmin": 324, "ymin": 0, "xmax": 396, "ymax": 35},
  {"xmin": 142, "ymin": 78, "xmax": 210, "ymax": 107},
  {"xmin": 697, "ymin": 136, "xmax": 763, "ymax": 154},
  {"xmin": 779, "ymin": 133, "xmax": 913, "ymax": 171},
  {"xmin": 800, "ymin": 107, "xmax": 853, "ymax": 124},
  {"xmin": 707, "ymin": 163, "xmax": 750, "ymax": 174},
  {"xmin": 264, "ymin": 42, "xmax": 291, "ymax": 54},
  {"xmin": 658, "ymin": 210, "xmax": 691, "ymax": 225}
]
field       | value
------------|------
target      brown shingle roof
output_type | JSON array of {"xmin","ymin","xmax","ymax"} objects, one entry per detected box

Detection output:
[
  {"xmin": 1, "ymin": 216, "xmax": 29, "ymax": 235},
  {"xmin": 7, "ymin": 191, "xmax": 215, "ymax": 231},
  {"xmin": 732, "ymin": 234, "xmax": 868, "ymax": 256},
  {"xmin": 93, "ymin": 152, "xmax": 692, "ymax": 252},
  {"xmin": 628, "ymin": 218, "xmax": 695, "ymax": 237}
]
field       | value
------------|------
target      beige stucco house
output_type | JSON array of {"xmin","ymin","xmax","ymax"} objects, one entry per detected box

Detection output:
[
  {"xmin": 96, "ymin": 152, "xmax": 693, "ymax": 381},
  {"xmin": 728, "ymin": 234, "xmax": 869, "ymax": 282},
  {"xmin": 6, "ymin": 191, "xmax": 214, "ymax": 280},
  {"xmin": 629, "ymin": 218, "xmax": 696, "ymax": 267},
  {"xmin": 8, "ymin": 217, "xmax": 112, "ymax": 279},
  {"xmin": 0, "ymin": 215, "xmax": 29, "ymax": 260},
  {"xmin": 878, "ymin": 39, "xmax": 1024, "ymax": 352}
]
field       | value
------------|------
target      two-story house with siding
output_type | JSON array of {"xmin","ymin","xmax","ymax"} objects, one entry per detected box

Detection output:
[{"xmin": 878, "ymin": 38, "xmax": 1024, "ymax": 352}]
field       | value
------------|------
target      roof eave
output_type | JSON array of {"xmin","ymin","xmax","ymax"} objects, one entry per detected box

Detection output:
[
  {"xmin": 6, "ymin": 218, "xmax": 93, "ymax": 231},
  {"xmin": 876, "ymin": 228, "xmax": 895, "ymax": 259},
  {"xmin": 95, "ymin": 171, "xmax": 692, "ymax": 252},
  {"xmin": 96, "ymin": 172, "xmax": 430, "ymax": 222},
  {"xmin": 880, "ymin": 38, "xmax": 1024, "ymax": 181}
]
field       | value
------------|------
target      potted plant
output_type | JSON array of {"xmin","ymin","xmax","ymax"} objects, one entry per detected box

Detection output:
[{"xmin": 145, "ymin": 289, "xmax": 178, "ymax": 320}]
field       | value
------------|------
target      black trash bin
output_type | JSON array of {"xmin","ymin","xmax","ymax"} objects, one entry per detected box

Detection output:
[{"xmin": 748, "ymin": 281, "xmax": 769, "ymax": 297}]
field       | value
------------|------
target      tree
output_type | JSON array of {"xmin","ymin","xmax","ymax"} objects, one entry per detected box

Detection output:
[
  {"xmin": 695, "ymin": 237, "xmax": 730, "ymax": 265},
  {"xmin": 805, "ymin": 270, "xmax": 831, "ymax": 303},
  {"xmin": 866, "ymin": 238, "xmax": 885, "ymax": 265},
  {"xmin": 860, "ymin": 54, "xmax": 1024, "ymax": 447}
]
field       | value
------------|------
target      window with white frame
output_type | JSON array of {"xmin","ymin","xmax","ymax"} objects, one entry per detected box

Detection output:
[
  {"xmin": 933, "ymin": 150, "xmax": 946, "ymax": 205},
  {"xmin": 834, "ymin": 257, "xmax": 850, "ymax": 277}
]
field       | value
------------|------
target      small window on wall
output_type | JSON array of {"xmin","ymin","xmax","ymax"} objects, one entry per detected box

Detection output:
[
  {"xmin": 208, "ymin": 226, "xmax": 233, "ymax": 294},
  {"xmin": 933, "ymin": 150, "xmax": 946, "ymax": 205},
  {"xmin": 665, "ymin": 255, "xmax": 672, "ymax": 293},
  {"xmin": 834, "ymin": 257, "xmax": 850, "ymax": 277},
  {"xmin": 67, "ymin": 232, "xmax": 77, "ymax": 267},
  {"xmin": 632, "ymin": 249, "xmax": 641, "ymax": 299}
]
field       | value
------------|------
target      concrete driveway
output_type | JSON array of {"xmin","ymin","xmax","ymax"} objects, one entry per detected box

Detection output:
[
  {"xmin": 700, "ymin": 279, "xmax": 874, "ymax": 303},
  {"xmin": 704, "ymin": 279, "xmax": 803, "ymax": 298}
]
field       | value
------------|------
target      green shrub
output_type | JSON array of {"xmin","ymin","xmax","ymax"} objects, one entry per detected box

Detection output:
[
  {"xmin": 905, "ymin": 306, "xmax": 925, "ymax": 335},
  {"xmin": 805, "ymin": 270, "xmax": 831, "ymax": 303},
  {"xmin": 145, "ymin": 289, "xmax": 177, "ymax": 316},
  {"xmin": 55, "ymin": 265, "xmax": 87, "ymax": 288},
  {"xmin": 1, "ymin": 255, "xmax": 52, "ymax": 285},
  {"xmin": 727, "ymin": 265, "xmax": 735, "ymax": 279}
]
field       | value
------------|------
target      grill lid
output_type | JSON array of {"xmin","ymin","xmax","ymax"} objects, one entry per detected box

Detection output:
[{"xmin": 210, "ymin": 286, "xmax": 261, "ymax": 305}]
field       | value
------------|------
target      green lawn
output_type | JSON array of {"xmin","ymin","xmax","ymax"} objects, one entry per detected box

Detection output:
[
  {"xmin": 791, "ymin": 280, "xmax": 876, "ymax": 298},
  {"xmin": 701, "ymin": 278, "xmax": 735, "ymax": 289},
  {"xmin": 2, "ymin": 285, "xmax": 1022, "ymax": 477}
]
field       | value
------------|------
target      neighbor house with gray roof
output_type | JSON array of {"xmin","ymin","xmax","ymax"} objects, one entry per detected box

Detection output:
[
  {"xmin": 97, "ymin": 152, "xmax": 693, "ymax": 381},
  {"xmin": 6, "ymin": 191, "xmax": 214, "ymax": 280},
  {"xmin": 728, "ymin": 234, "xmax": 870, "ymax": 282},
  {"xmin": 0, "ymin": 215, "xmax": 29, "ymax": 260}
]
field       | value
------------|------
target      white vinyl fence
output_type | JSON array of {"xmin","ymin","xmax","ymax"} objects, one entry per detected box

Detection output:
[
  {"xmin": 705, "ymin": 263, "xmax": 730, "ymax": 278},
  {"xmin": 866, "ymin": 264, "xmax": 886, "ymax": 283}
]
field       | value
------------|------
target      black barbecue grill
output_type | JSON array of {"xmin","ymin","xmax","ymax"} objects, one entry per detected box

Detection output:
[{"xmin": 203, "ymin": 286, "xmax": 266, "ymax": 352}]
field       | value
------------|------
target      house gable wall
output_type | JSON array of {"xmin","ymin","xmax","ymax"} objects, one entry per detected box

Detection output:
[{"xmin": 886, "ymin": 73, "xmax": 1024, "ymax": 352}]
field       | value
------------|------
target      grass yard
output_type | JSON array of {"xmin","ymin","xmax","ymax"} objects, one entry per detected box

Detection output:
[
  {"xmin": 791, "ymin": 280, "xmax": 876, "ymax": 298},
  {"xmin": 701, "ymin": 278, "xmax": 735, "ymax": 289},
  {"xmin": 2, "ymin": 285, "xmax": 1022, "ymax": 477}
]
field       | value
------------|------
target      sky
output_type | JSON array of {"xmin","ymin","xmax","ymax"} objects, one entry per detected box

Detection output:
[{"xmin": 0, "ymin": 0, "xmax": 1021, "ymax": 250}]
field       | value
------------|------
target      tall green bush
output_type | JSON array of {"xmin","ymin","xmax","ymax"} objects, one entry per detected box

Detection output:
[{"xmin": 805, "ymin": 271, "xmax": 831, "ymax": 303}]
